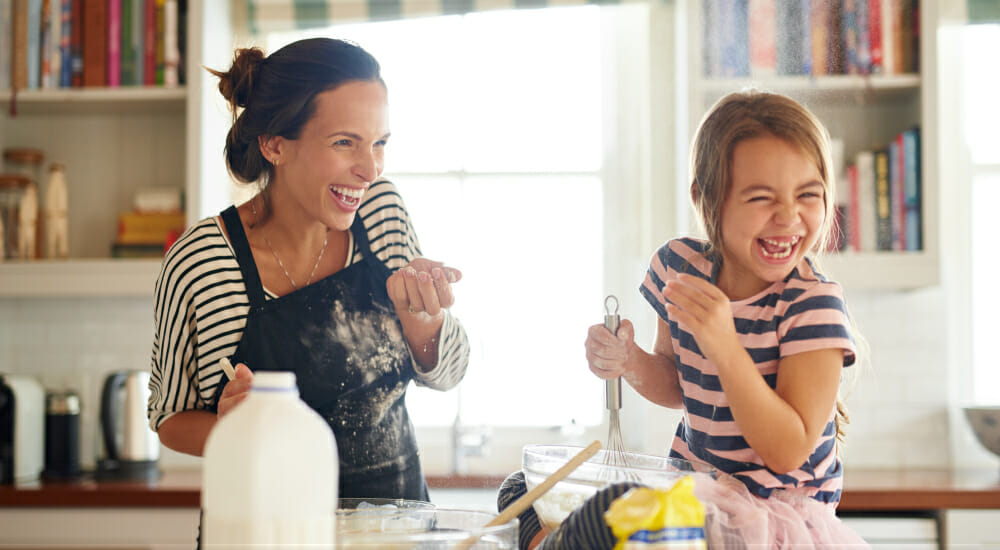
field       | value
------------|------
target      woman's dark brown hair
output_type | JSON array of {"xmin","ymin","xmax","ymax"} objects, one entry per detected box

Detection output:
[{"xmin": 208, "ymin": 38, "xmax": 384, "ymax": 190}]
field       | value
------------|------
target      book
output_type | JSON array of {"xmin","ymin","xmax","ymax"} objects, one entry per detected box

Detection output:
[
  {"xmin": 107, "ymin": 0, "xmax": 121, "ymax": 86},
  {"xmin": 855, "ymin": 0, "xmax": 871, "ymax": 74},
  {"xmin": 142, "ymin": 0, "xmax": 154, "ymax": 84},
  {"xmin": 880, "ymin": 0, "xmax": 895, "ymax": 74},
  {"xmin": 82, "ymin": 0, "xmax": 108, "ymax": 87},
  {"xmin": 846, "ymin": 164, "xmax": 860, "ymax": 251},
  {"xmin": 725, "ymin": 0, "xmax": 749, "ymax": 77},
  {"xmin": 0, "ymin": 0, "xmax": 13, "ymax": 90},
  {"xmin": 47, "ymin": 0, "xmax": 62, "ymax": 87},
  {"xmin": 869, "ymin": 0, "xmax": 883, "ymax": 73},
  {"xmin": 69, "ymin": 0, "xmax": 81, "ymax": 86},
  {"xmin": 11, "ymin": 0, "xmax": 28, "ymax": 90},
  {"xmin": 120, "ymin": 0, "xmax": 133, "ymax": 84},
  {"xmin": 26, "ymin": 0, "xmax": 41, "ymax": 89},
  {"xmin": 842, "ymin": 0, "xmax": 858, "ymax": 74},
  {"xmin": 826, "ymin": 0, "xmax": 843, "ymax": 73},
  {"xmin": 776, "ymin": 0, "xmax": 806, "ymax": 75},
  {"xmin": 809, "ymin": 0, "xmax": 827, "ymax": 76},
  {"xmin": 154, "ymin": 0, "xmax": 164, "ymax": 85},
  {"xmin": 163, "ymin": 0, "xmax": 177, "ymax": 86},
  {"xmin": 889, "ymin": 133, "xmax": 905, "ymax": 250},
  {"xmin": 59, "ymin": 0, "xmax": 70, "ymax": 86},
  {"xmin": 116, "ymin": 210, "xmax": 185, "ymax": 245},
  {"xmin": 39, "ymin": 0, "xmax": 53, "ymax": 88},
  {"xmin": 748, "ymin": 0, "xmax": 777, "ymax": 77},
  {"xmin": 132, "ymin": 0, "xmax": 144, "ymax": 85},
  {"xmin": 855, "ymin": 150, "xmax": 876, "ymax": 252},
  {"xmin": 903, "ymin": 127, "xmax": 921, "ymax": 250},
  {"xmin": 874, "ymin": 148, "xmax": 892, "ymax": 250}
]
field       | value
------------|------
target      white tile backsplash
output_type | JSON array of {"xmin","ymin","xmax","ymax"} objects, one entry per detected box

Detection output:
[{"xmin": 0, "ymin": 281, "xmax": 990, "ymax": 472}]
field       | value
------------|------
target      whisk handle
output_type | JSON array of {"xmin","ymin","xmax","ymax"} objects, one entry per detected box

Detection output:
[{"xmin": 605, "ymin": 378, "xmax": 622, "ymax": 410}]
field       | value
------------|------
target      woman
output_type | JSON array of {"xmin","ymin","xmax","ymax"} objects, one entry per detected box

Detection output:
[{"xmin": 148, "ymin": 37, "xmax": 469, "ymax": 501}]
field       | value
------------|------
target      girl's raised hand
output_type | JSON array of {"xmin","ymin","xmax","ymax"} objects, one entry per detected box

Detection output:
[
  {"xmin": 387, "ymin": 257, "xmax": 462, "ymax": 319},
  {"xmin": 585, "ymin": 318, "xmax": 636, "ymax": 379},
  {"xmin": 662, "ymin": 274, "xmax": 742, "ymax": 366}
]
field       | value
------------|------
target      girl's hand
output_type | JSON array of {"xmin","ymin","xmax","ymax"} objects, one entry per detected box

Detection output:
[
  {"xmin": 585, "ymin": 318, "xmax": 636, "ymax": 379},
  {"xmin": 217, "ymin": 363, "xmax": 253, "ymax": 418},
  {"xmin": 387, "ymin": 257, "xmax": 462, "ymax": 319},
  {"xmin": 662, "ymin": 274, "xmax": 742, "ymax": 367}
]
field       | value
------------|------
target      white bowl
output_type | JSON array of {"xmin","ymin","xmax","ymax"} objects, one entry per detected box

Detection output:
[
  {"xmin": 335, "ymin": 507, "xmax": 517, "ymax": 549},
  {"xmin": 964, "ymin": 406, "xmax": 1000, "ymax": 458},
  {"xmin": 522, "ymin": 444, "xmax": 716, "ymax": 530}
]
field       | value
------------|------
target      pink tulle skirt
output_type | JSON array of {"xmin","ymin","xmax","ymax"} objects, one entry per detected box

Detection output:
[{"xmin": 690, "ymin": 473, "xmax": 871, "ymax": 549}]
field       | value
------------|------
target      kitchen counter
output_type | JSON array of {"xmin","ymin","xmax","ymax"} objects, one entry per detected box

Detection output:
[{"xmin": 1, "ymin": 469, "xmax": 998, "ymax": 511}]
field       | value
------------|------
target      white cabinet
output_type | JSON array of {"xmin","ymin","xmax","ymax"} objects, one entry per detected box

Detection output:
[
  {"xmin": 0, "ymin": 507, "xmax": 200, "ymax": 549},
  {"xmin": 841, "ymin": 515, "xmax": 940, "ymax": 549},
  {"xmin": 943, "ymin": 509, "xmax": 1000, "ymax": 549},
  {"xmin": 0, "ymin": 0, "xmax": 235, "ymax": 297},
  {"xmin": 679, "ymin": 0, "xmax": 939, "ymax": 290}
]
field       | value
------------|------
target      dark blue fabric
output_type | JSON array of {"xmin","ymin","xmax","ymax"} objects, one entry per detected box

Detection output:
[{"xmin": 217, "ymin": 206, "xmax": 427, "ymax": 501}]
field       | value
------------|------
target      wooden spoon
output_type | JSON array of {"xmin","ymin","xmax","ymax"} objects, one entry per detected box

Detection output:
[{"xmin": 456, "ymin": 439, "xmax": 602, "ymax": 549}]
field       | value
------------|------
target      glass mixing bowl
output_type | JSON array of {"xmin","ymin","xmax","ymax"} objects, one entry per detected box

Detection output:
[
  {"xmin": 335, "ymin": 507, "xmax": 518, "ymax": 549},
  {"xmin": 522, "ymin": 444, "xmax": 717, "ymax": 529}
]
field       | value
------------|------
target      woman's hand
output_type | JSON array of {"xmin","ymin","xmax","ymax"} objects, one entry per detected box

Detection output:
[
  {"xmin": 217, "ymin": 363, "xmax": 253, "ymax": 417},
  {"xmin": 662, "ymin": 274, "xmax": 742, "ymax": 367},
  {"xmin": 386, "ymin": 257, "xmax": 462, "ymax": 319},
  {"xmin": 585, "ymin": 318, "xmax": 636, "ymax": 380}
]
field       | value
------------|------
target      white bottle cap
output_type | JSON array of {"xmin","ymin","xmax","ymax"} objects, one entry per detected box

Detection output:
[{"xmin": 251, "ymin": 371, "xmax": 297, "ymax": 391}]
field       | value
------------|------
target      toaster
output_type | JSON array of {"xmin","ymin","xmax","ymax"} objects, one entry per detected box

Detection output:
[{"xmin": 0, "ymin": 373, "xmax": 45, "ymax": 483}]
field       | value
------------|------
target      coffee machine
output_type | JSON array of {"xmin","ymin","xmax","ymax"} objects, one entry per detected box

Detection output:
[{"xmin": 0, "ymin": 373, "xmax": 45, "ymax": 483}]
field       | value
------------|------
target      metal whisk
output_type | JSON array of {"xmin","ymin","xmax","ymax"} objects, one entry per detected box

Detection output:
[{"xmin": 602, "ymin": 295, "xmax": 632, "ymax": 470}]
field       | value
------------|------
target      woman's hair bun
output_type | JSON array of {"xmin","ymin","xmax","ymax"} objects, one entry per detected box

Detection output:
[{"xmin": 217, "ymin": 47, "xmax": 266, "ymax": 109}]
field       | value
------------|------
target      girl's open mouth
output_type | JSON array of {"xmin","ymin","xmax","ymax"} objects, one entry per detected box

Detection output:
[{"xmin": 758, "ymin": 236, "xmax": 801, "ymax": 260}]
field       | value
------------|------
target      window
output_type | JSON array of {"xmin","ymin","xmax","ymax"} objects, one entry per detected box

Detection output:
[
  {"xmin": 963, "ymin": 25, "xmax": 1000, "ymax": 404},
  {"xmin": 266, "ymin": 7, "xmax": 608, "ymax": 429}
]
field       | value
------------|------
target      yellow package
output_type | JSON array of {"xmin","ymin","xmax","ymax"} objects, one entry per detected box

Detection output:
[{"xmin": 603, "ymin": 476, "xmax": 706, "ymax": 550}]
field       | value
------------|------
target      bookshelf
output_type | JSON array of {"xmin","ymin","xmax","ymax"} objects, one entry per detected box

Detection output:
[
  {"xmin": 0, "ymin": 0, "xmax": 234, "ymax": 298},
  {"xmin": 680, "ymin": 0, "xmax": 939, "ymax": 291}
]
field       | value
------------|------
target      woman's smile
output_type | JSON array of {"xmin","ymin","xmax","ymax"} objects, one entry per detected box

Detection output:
[{"xmin": 330, "ymin": 184, "xmax": 367, "ymax": 212}]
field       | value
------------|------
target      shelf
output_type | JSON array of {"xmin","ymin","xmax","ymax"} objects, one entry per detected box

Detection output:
[
  {"xmin": 0, "ymin": 87, "xmax": 186, "ymax": 115},
  {"xmin": 819, "ymin": 250, "xmax": 939, "ymax": 291},
  {"xmin": 0, "ymin": 259, "xmax": 163, "ymax": 298},
  {"xmin": 696, "ymin": 74, "xmax": 921, "ymax": 104}
]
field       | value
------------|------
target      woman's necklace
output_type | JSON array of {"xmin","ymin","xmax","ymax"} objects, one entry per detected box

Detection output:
[{"xmin": 251, "ymin": 198, "xmax": 329, "ymax": 289}]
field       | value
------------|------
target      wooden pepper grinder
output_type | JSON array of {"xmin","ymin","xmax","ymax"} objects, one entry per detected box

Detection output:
[{"xmin": 44, "ymin": 164, "xmax": 68, "ymax": 259}]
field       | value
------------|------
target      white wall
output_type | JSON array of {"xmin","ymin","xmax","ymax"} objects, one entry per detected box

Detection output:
[{"xmin": 1, "ymin": 281, "xmax": 993, "ymax": 474}]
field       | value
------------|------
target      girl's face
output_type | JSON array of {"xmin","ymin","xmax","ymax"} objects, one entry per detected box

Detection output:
[
  {"xmin": 716, "ymin": 134, "xmax": 827, "ymax": 300},
  {"xmin": 274, "ymin": 80, "xmax": 390, "ymax": 230}
]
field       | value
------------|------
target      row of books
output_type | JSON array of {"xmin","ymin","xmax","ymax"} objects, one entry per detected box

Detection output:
[
  {"xmin": 840, "ymin": 127, "xmax": 921, "ymax": 253},
  {"xmin": 703, "ymin": 0, "xmax": 919, "ymax": 78},
  {"xmin": 0, "ymin": 0, "xmax": 187, "ymax": 91}
]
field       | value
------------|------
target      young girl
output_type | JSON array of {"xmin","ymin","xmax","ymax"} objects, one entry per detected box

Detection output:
[{"xmin": 499, "ymin": 90, "xmax": 868, "ymax": 549}]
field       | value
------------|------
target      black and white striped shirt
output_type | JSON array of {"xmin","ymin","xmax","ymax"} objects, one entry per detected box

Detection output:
[{"xmin": 149, "ymin": 179, "xmax": 470, "ymax": 431}]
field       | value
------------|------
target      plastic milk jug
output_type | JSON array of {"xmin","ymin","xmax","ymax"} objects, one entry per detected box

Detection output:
[{"xmin": 202, "ymin": 371, "xmax": 338, "ymax": 548}]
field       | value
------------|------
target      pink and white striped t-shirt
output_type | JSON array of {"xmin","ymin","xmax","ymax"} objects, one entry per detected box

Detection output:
[{"xmin": 640, "ymin": 237, "xmax": 856, "ymax": 504}]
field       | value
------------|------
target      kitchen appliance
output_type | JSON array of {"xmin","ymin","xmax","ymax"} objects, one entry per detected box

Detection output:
[
  {"xmin": 96, "ymin": 370, "xmax": 160, "ymax": 481},
  {"xmin": 43, "ymin": 391, "xmax": 81, "ymax": 479},
  {"xmin": 0, "ymin": 373, "xmax": 45, "ymax": 483}
]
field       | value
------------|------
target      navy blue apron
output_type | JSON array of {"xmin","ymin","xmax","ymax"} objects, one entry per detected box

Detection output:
[{"xmin": 216, "ymin": 205, "xmax": 428, "ymax": 501}]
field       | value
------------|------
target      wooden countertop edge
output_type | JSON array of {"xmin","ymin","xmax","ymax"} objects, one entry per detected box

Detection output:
[{"xmin": 3, "ymin": 471, "xmax": 999, "ymax": 510}]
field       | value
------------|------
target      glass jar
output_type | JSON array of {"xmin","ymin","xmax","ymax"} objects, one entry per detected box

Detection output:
[
  {"xmin": 2, "ymin": 148, "xmax": 45, "ymax": 186},
  {"xmin": 0, "ymin": 174, "xmax": 31, "ymax": 260}
]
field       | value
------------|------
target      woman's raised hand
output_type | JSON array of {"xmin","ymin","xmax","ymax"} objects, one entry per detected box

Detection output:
[
  {"xmin": 217, "ymin": 363, "xmax": 253, "ymax": 418},
  {"xmin": 585, "ymin": 318, "xmax": 636, "ymax": 380},
  {"xmin": 386, "ymin": 257, "xmax": 462, "ymax": 319}
]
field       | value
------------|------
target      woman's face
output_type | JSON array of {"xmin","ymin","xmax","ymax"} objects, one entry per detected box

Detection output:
[
  {"xmin": 716, "ymin": 134, "xmax": 827, "ymax": 300},
  {"xmin": 275, "ymin": 80, "xmax": 390, "ymax": 231}
]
